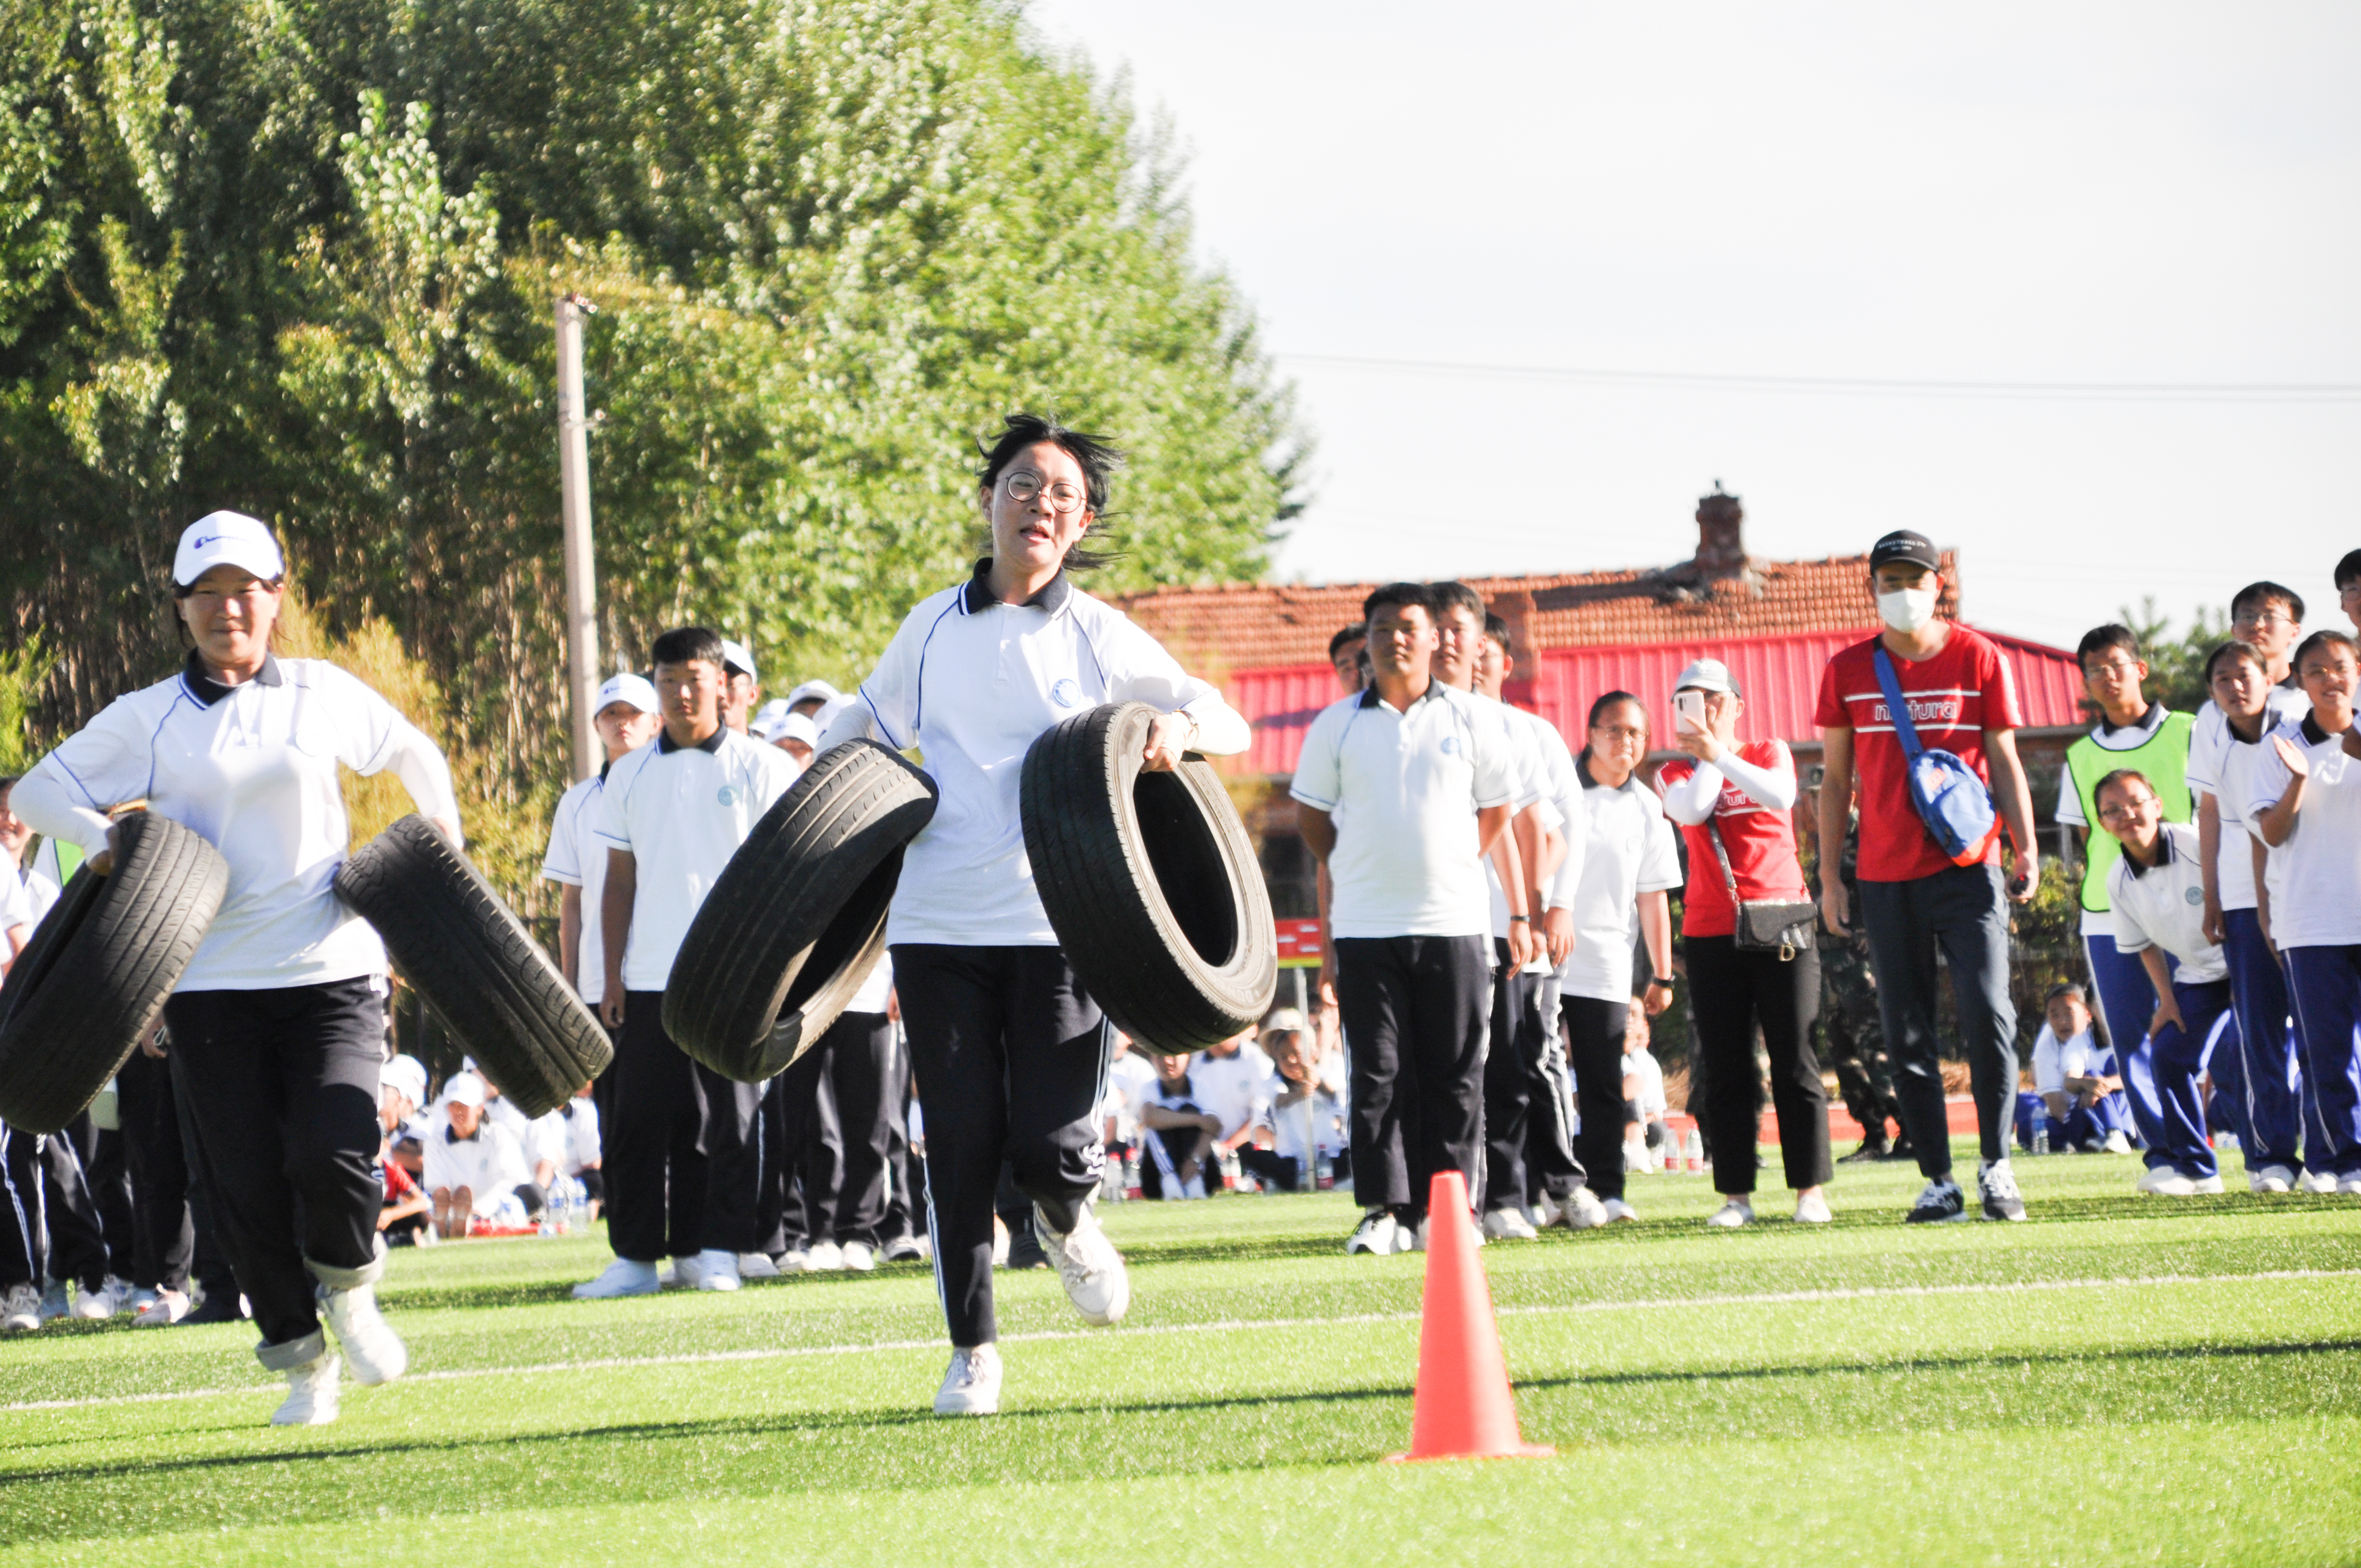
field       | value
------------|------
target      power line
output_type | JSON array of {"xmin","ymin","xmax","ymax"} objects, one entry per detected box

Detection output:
[{"xmin": 1274, "ymin": 353, "xmax": 2361, "ymax": 404}]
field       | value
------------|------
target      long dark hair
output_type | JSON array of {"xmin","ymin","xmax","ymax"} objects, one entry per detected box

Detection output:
[{"xmin": 975, "ymin": 413, "xmax": 1124, "ymax": 572}]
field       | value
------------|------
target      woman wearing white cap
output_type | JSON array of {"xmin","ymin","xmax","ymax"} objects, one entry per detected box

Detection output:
[
  {"xmin": 12, "ymin": 510, "xmax": 463, "ymax": 1425},
  {"xmin": 1656, "ymin": 658, "xmax": 1833, "ymax": 1227},
  {"xmin": 543, "ymin": 673, "xmax": 663, "ymax": 1010}
]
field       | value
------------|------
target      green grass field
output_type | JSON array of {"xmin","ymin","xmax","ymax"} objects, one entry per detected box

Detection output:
[{"xmin": 5, "ymin": 1144, "xmax": 2357, "ymax": 1565}]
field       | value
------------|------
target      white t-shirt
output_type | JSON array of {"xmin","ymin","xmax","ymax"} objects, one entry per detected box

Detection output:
[
  {"xmin": 541, "ymin": 771, "xmax": 613, "ymax": 1003},
  {"xmin": 2031, "ymin": 1024, "xmax": 2112, "ymax": 1097},
  {"xmin": 1621, "ymin": 1045, "xmax": 1667, "ymax": 1117},
  {"xmin": 2246, "ymin": 715, "xmax": 2361, "ymax": 950},
  {"xmin": 845, "ymin": 952, "xmax": 894, "ymax": 1016},
  {"xmin": 595, "ymin": 727, "xmax": 798, "ymax": 993},
  {"xmin": 1266, "ymin": 1084, "xmax": 1346, "ymax": 1163},
  {"xmin": 1290, "ymin": 683, "xmax": 1515, "ymax": 939},
  {"xmin": 2187, "ymin": 689, "xmax": 2309, "ymax": 913},
  {"xmin": 1100, "ymin": 1050, "xmax": 1157, "ymax": 1140},
  {"xmin": 1559, "ymin": 759, "xmax": 1684, "ymax": 1002},
  {"xmin": 1190, "ymin": 1047, "xmax": 1276, "ymax": 1141},
  {"xmin": 12, "ymin": 656, "xmax": 460, "ymax": 991},
  {"xmin": 556, "ymin": 1096, "xmax": 602, "ymax": 1173},
  {"xmin": 2107, "ymin": 823, "xmax": 2228, "ymax": 986},
  {"xmin": 422, "ymin": 1119, "xmax": 531, "ymax": 1211},
  {"xmin": 0, "ymin": 869, "xmax": 32, "ymax": 939},
  {"xmin": 1483, "ymin": 705, "xmax": 1581, "ymax": 970},
  {"xmin": 837, "ymin": 567, "xmax": 1247, "ymax": 947}
]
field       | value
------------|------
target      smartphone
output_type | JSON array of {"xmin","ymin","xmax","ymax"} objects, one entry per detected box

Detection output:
[{"xmin": 1675, "ymin": 689, "xmax": 1706, "ymax": 729}]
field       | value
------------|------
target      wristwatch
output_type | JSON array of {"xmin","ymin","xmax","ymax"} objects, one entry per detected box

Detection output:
[{"xmin": 1648, "ymin": 976, "xmax": 1676, "ymax": 990}]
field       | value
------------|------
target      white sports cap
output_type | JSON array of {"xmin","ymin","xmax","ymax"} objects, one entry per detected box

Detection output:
[
  {"xmin": 1673, "ymin": 657, "xmax": 1740, "ymax": 696},
  {"xmin": 173, "ymin": 510, "xmax": 285, "ymax": 587},
  {"xmin": 440, "ymin": 1071, "xmax": 486, "ymax": 1109},
  {"xmin": 595, "ymin": 672, "xmax": 660, "ymax": 716},
  {"xmin": 380, "ymin": 1054, "xmax": 428, "ymax": 1106},
  {"xmin": 784, "ymin": 679, "xmax": 841, "ymax": 709},
  {"xmin": 720, "ymin": 639, "xmax": 758, "ymax": 682},
  {"xmin": 772, "ymin": 712, "xmax": 820, "ymax": 752}
]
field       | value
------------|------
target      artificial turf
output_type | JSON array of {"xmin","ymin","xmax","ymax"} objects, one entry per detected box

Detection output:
[{"xmin": 3, "ymin": 1142, "xmax": 2357, "ymax": 1565}]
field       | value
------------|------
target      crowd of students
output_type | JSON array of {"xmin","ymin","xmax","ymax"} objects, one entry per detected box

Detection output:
[{"xmin": 0, "ymin": 450, "xmax": 2354, "ymax": 1429}]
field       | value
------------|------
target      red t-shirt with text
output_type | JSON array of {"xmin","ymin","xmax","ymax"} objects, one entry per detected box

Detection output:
[
  {"xmin": 1814, "ymin": 625, "xmax": 2025, "ymax": 882},
  {"xmin": 1660, "ymin": 739, "xmax": 1810, "ymax": 938}
]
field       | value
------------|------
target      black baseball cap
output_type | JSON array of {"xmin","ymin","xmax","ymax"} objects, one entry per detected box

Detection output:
[{"xmin": 1868, "ymin": 530, "xmax": 1942, "ymax": 573}]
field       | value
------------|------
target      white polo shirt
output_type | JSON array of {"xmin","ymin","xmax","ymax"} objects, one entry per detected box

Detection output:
[
  {"xmin": 12, "ymin": 655, "xmax": 460, "ymax": 991},
  {"xmin": 1622, "ymin": 1045, "xmax": 1667, "ymax": 1117},
  {"xmin": 1481, "ymin": 704, "xmax": 1579, "ymax": 967},
  {"xmin": 1190, "ymin": 1044, "xmax": 1276, "ymax": 1140},
  {"xmin": 2107, "ymin": 823, "xmax": 2227, "ymax": 985},
  {"xmin": 541, "ymin": 770, "xmax": 614, "ymax": 1003},
  {"xmin": 422, "ymin": 1119, "xmax": 530, "ymax": 1210},
  {"xmin": 2246, "ymin": 715, "xmax": 2361, "ymax": 950},
  {"xmin": 2031, "ymin": 1025, "xmax": 2111, "ymax": 1097},
  {"xmin": 2187, "ymin": 689, "xmax": 2308, "ymax": 913},
  {"xmin": 1558, "ymin": 756, "xmax": 1684, "ymax": 1002},
  {"xmin": 1291, "ymin": 680, "xmax": 1515, "ymax": 939},
  {"xmin": 596, "ymin": 726, "xmax": 797, "ymax": 992},
  {"xmin": 556, "ymin": 1096, "xmax": 602, "ymax": 1174},
  {"xmin": 0, "ymin": 869, "xmax": 32, "ymax": 940},
  {"xmin": 838, "ymin": 564, "xmax": 1249, "ymax": 948}
]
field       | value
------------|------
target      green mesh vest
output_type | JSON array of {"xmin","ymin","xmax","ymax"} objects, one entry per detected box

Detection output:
[{"xmin": 2065, "ymin": 708, "xmax": 2194, "ymax": 913}]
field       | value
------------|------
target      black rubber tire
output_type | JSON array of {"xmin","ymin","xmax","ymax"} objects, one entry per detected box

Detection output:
[
  {"xmin": 0, "ymin": 812, "xmax": 229, "ymax": 1135},
  {"xmin": 663, "ymin": 740, "xmax": 938, "ymax": 1081},
  {"xmin": 334, "ymin": 815, "xmax": 611, "ymax": 1117},
  {"xmin": 1021, "ymin": 701, "xmax": 1276, "ymax": 1054}
]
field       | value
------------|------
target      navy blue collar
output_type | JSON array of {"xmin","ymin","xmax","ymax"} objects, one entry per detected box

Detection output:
[
  {"xmin": 182, "ymin": 651, "xmax": 282, "ymax": 707},
  {"xmin": 657, "ymin": 725, "xmax": 727, "ymax": 755},
  {"xmin": 1357, "ymin": 678, "xmax": 1444, "ymax": 711},
  {"xmin": 964, "ymin": 558, "xmax": 1071, "ymax": 614},
  {"xmin": 2097, "ymin": 701, "xmax": 2165, "ymax": 740}
]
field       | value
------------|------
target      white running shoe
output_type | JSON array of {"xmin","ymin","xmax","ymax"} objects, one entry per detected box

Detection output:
[
  {"xmin": 1704, "ymin": 1198, "xmax": 1754, "ymax": 1229},
  {"xmin": 1793, "ymin": 1191, "xmax": 1832, "ymax": 1224},
  {"xmin": 2103, "ymin": 1129, "xmax": 2134, "ymax": 1155},
  {"xmin": 1560, "ymin": 1187, "xmax": 1609, "ymax": 1231},
  {"xmin": 1480, "ymin": 1207, "xmax": 1538, "ymax": 1242},
  {"xmin": 934, "ymin": 1344, "xmax": 1002, "ymax": 1416},
  {"xmin": 776, "ymin": 1248, "xmax": 810, "ymax": 1273},
  {"xmin": 70, "ymin": 1281, "xmax": 118, "ymax": 1320},
  {"xmin": 318, "ymin": 1282, "xmax": 407, "ymax": 1385},
  {"xmin": 2340, "ymin": 1174, "xmax": 2361, "ymax": 1196},
  {"xmin": 1346, "ymin": 1209, "xmax": 1399, "ymax": 1255},
  {"xmin": 840, "ymin": 1240, "xmax": 877, "ymax": 1272},
  {"xmin": 1624, "ymin": 1140, "xmax": 1655, "ymax": 1174},
  {"xmin": 2250, "ymin": 1165, "xmax": 2296, "ymax": 1194},
  {"xmin": 1528, "ymin": 1194, "xmax": 1562, "ymax": 1230},
  {"xmin": 1035, "ymin": 1200, "xmax": 1129, "ymax": 1326},
  {"xmin": 133, "ymin": 1289, "xmax": 192, "ymax": 1327},
  {"xmin": 1410, "ymin": 1216, "xmax": 1484, "ymax": 1252},
  {"xmin": 2139, "ymin": 1169, "xmax": 2201, "ymax": 1196},
  {"xmin": 2190, "ymin": 1175, "xmax": 2226, "ymax": 1194},
  {"xmin": 2, "ymin": 1283, "xmax": 40, "ymax": 1332},
  {"xmin": 2298, "ymin": 1168, "xmax": 2340, "ymax": 1194},
  {"xmin": 1978, "ymin": 1159, "xmax": 2027, "ymax": 1222},
  {"xmin": 806, "ymin": 1240, "xmax": 846, "ymax": 1272},
  {"xmin": 737, "ymin": 1252, "xmax": 781, "ymax": 1280},
  {"xmin": 1904, "ymin": 1178, "xmax": 1968, "ymax": 1223},
  {"xmin": 694, "ymin": 1248, "xmax": 741, "ymax": 1291},
  {"xmin": 1602, "ymin": 1197, "xmax": 1640, "ymax": 1223},
  {"xmin": 572, "ymin": 1258, "xmax": 662, "ymax": 1299},
  {"xmin": 271, "ymin": 1351, "xmax": 341, "ymax": 1426}
]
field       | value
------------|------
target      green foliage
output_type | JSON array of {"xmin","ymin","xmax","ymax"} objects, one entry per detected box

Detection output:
[
  {"xmin": 0, "ymin": 634, "xmax": 57, "ymax": 776},
  {"xmin": 2119, "ymin": 595, "xmax": 2232, "ymax": 715},
  {"xmin": 0, "ymin": 0, "xmax": 1303, "ymax": 911}
]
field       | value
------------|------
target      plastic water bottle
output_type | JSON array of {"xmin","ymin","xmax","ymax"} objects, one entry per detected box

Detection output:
[
  {"xmin": 2032, "ymin": 1107, "xmax": 2050, "ymax": 1156},
  {"xmin": 1683, "ymin": 1128, "xmax": 1703, "ymax": 1173}
]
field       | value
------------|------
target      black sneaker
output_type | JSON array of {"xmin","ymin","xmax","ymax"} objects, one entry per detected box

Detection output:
[
  {"xmin": 1837, "ymin": 1140, "xmax": 1890, "ymax": 1164},
  {"xmin": 1978, "ymin": 1159, "xmax": 2027, "ymax": 1222},
  {"xmin": 1904, "ymin": 1177, "xmax": 1968, "ymax": 1223}
]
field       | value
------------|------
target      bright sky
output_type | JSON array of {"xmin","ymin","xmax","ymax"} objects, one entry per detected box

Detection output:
[{"xmin": 1022, "ymin": 1, "xmax": 2360, "ymax": 651}]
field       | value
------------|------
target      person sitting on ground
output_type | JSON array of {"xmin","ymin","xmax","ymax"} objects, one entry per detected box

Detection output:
[
  {"xmin": 1135, "ymin": 1051, "xmax": 1220, "ymax": 1200},
  {"xmin": 1098, "ymin": 1032, "xmax": 1157, "ymax": 1189},
  {"xmin": 1261, "ymin": 1026, "xmax": 1348, "ymax": 1191},
  {"xmin": 422, "ymin": 1075, "xmax": 538, "ymax": 1238},
  {"xmin": 2020, "ymin": 982, "xmax": 2134, "ymax": 1155},
  {"xmin": 377, "ymin": 1130, "xmax": 431, "ymax": 1246},
  {"xmin": 1192, "ymin": 1026, "xmax": 1277, "ymax": 1183},
  {"xmin": 1622, "ymin": 1007, "xmax": 1670, "ymax": 1171},
  {"xmin": 557, "ymin": 1081, "xmax": 605, "ymax": 1220}
]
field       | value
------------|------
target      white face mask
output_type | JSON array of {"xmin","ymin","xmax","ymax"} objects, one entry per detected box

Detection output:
[{"xmin": 1877, "ymin": 587, "xmax": 1939, "ymax": 634}]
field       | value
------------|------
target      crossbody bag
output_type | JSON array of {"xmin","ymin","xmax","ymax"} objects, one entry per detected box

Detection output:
[{"xmin": 1705, "ymin": 816, "xmax": 1818, "ymax": 961}]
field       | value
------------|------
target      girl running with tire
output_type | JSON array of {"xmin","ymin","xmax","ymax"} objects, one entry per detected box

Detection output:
[
  {"xmin": 820, "ymin": 414, "xmax": 1249, "ymax": 1416},
  {"xmin": 14, "ymin": 512, "xmax": 461, "ymax": 1426}
]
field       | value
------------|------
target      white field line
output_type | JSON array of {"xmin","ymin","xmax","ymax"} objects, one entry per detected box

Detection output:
[{"xmin": 8, "ymin": 1266, "xmax": 2357, "ymax": 1416}]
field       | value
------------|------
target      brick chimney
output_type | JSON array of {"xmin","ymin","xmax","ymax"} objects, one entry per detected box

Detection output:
[{"xmin": 1695, "ymin": 483, "xmax": 1745, "ymax": 575}]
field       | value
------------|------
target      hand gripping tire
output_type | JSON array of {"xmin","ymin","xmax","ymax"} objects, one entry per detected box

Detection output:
[
  {"xmin": 0, "ymin": 812, "xmax": 229, "ymax": 1135},
  {"xmin": 663, "ymin": 740, "xmax": 938, "ymax": 1081},
  {"xmin": 334, "ymin": 815, "xmax": 610, "ymax": 1117},
  {"xmin": 1021, "ymin": 701, "xmax": 1276, "ymax": 1054}
]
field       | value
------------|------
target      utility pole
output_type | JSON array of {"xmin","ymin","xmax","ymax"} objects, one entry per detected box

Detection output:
[{"xmin": 556, "ymin": 294, "xmax": 601, "ymax": 782}]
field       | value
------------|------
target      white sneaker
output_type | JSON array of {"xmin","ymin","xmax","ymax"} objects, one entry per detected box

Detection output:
[
  {"xmin": 663, "ymin": 1254, "xmax": 705, "ymax": 1289},
  {"xmin": 2250, "ymin": 1165, "xmax": 2297, "ymax": 1194},
  {"xmin": 1561, "ymin": 1187, "xmax": 1609, "ymax": 1231},
  {"xmin": 1410, "ymin": 1216, "xmax": 1483, "ymax": 1252},
  {"xmin": 1624, "ymin": 1140, "xmax": 1654, "ymax": 1174},
  {"xmin": 2190, "ymin": 1175, "xmax": 2226, "ymax": 1194},
  {"xmin": 1978, "ymin": 1159, "xmax": 2027, "ymax": 1222},
  {"xmin": 840, "ymin": 1241, "xmax": 877, "ymax": 1272},
  {"xmin": 271, "ymin": 1351, "xmax": 341, "ymax": 1426},
  {"xmin": 1705, "ymin": 1198, "xmax": 1754, "ymax": 1228},
  {"xmin": 1480, "ymin": 1207, "xmax": 1538, "ymax": 1242},
  {"xmin": 694, "ymin": 1248, "xmax": 741, "ymax": 1291},
  {"xmin": 2, "ymin": 1283, "xmax": 40, "ymax": 1332},
  {"xmin": 572, "ymin": 1258, "xmax": 662, "ymax": 1299},
  {"xmin": 133, "ymin": 1289, "xmax": 192, "ymax": 1327},
  {"xmin": 318, "ymin": 1282, "xmax": 407, "ymax": 1385},
  {"xmin": 1528, "ymin": 1194, "xmax": 1562, "ymax": 1229},
  {"xmin": 2298, "ymin": 1168, "xmax": 2341, "ymax": 1194},
  {"xmin": 2340, "ymin": 1174, "xmax": 2361, "ymax": 1196},
  {"xmin": 1602, "ymin": 1197, "xmax": 1640, "ymax": 1223},
  {"xmin": 1793, "ymin": 1191, "xmax": 1832, "ymax": 1224},
  {"xmin": 806, "ymin": 1240, "xmax": 845, "ymax": 1272},
  {"xmin": 737, "ymin": 1252, "xmax": 782, "ymax": 1280},
  {"xmin": 70, "ymin": 1281, "xmax": 118, "ymax": 1320},
  {"xmin": 2103, "ymin": 1129, "xmax": 2134, "ymax": 1155},
  {"xmin": 934, "ymin": 1344, "xmax": 1002, "ymax": 1416},
  {"xmin": 776, "ymin": 1248, "xmax": 811, "ymax": 1273},
  {"xmin": 2138, "ymin": 1168, "xmax": 2201, "ymax": 1196},
  {"xmin": 1035, "ymin": 1200, "xmax": 1129, "ymax": 1326},
  {"xmin": 1346, "ymin": 1208, "xmax": 1399, "ymax": 1255}
]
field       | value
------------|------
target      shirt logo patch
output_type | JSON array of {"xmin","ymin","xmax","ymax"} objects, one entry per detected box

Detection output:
[
  {"xmin": 1051, "ymin": 677, "xmax": 1081, "ymax": 708},
  {"xmin": 716, "ymin": 785, "xmax": 741, "ymax": 807},
  {"xmin": 1438, "ymin": 735, "xmax": 1460, "ymax": 755},
  {"xmin": 2185, "ymin": 885, "xmax": 2205, "ymax": 905}
]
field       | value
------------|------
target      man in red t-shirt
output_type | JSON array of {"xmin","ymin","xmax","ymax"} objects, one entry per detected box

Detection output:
[{"xmin": 1813, "ymin": 530, "xmax": 2040, "ymax": 1224}]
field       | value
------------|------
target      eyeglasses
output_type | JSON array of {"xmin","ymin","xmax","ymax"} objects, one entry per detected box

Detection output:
[
  {"xmin": 1590, "ymin": 725, "xmax": 1647, "ymax": 744},
  {"xmin": 2096, "ymin": 796, "xmax": 2157, "ymax": 823},
  {"xmin": 2233, "ymin": 608, "xmax": 2293, "ymax": 630},
  {"xmin": 1002, "ymin": 472, "xmax": 1087, "ymax": 511}
]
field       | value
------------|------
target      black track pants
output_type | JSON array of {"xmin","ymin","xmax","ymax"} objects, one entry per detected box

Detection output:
[
  {"xmin": 802, "ymin": 1010, "xmax": 894, "ymax": 1247},
  {"xmin": 1561, "ymin": 993, "xmax": 1635, "ymax": 1202},
  {"xmin": 1334, "ymin": 934, "xmax": 1491, "ymax": 1219},
  {"xmin": 892, "ymin": 945, "xmax": 1109, "ymax": 1348},
  {"xmin": 607, "ymin": 992, "xmax": 713, "ymax": 1264},
  {"xmin": 1686, "ymin": 936, "xmax": 1832, "ymax": 1195},
  {"xmin": 116, "ymin": 1046, "xmax": 194, "ymax": 1292},
  {"xmin": 693, "ymin": 1061, "xmax": 766, "ymax": 1256},
  {"xmin": 0, "ymin": 1124, "xmax": 110, "ymax": 1291},
  {"xmin": 161, "ymin": 979, "xmax": 387, "ymax": 1352}
]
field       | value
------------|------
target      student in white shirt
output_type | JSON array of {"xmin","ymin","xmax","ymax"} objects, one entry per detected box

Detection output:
[
  {"xmin": 2188, "ymin": 639, "xmax": 2316, "ymax": 1190},
  {"xmin": 1261, "ymin": 1023, "xmax": 1347, "ymax": 1190},
  {"xmin": 819, "ymin": 414, "xmax": 1249, "ymax": 1415},
  {"xmin": 542, "ymin": 674, "xmax": 662, "ymax": 1012},
  {"xmin": 12, "ymin": 511, "xmax": 456, "ymax": 1424},
  {"xmin": 1293, "ymin": 582, "xmax": 1517, "ymax": 1257},
  {"xmin": 2249, "ymin": 630, "xmax": 2361, "ymax": 1191},
  {"xmin": 2020, "ymin": 984, "xmax": 2133, "ymax": 1156},
  {"xmin": 574, "ymin": 627, "xmax": 798, "ymax": 1299},
  {"xmin": 423, "ymin": 1074, "xmax": 538, "ymax": 1234},
  {"xmin": 1135, "ymin": 1051, "xmax": 1217, "ymax": 1200},
  {"xmin": 2095, "ymin": 772, "xmax": 2238, "ymax": 1193},
  {"xmin": 719, "ymin": 639, "xmax": 761, "ymax": 737}
]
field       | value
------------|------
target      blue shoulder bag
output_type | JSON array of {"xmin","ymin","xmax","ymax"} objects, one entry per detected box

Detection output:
[{"xmin": 1872, "ymin": 647, "xmax": 2001, "ymax": 868}]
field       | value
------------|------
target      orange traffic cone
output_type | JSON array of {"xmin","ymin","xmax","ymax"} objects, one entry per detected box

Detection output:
[{"xmin": 1385, "ymin": 1170, "xmax": 1554, "ymax": 1462}]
